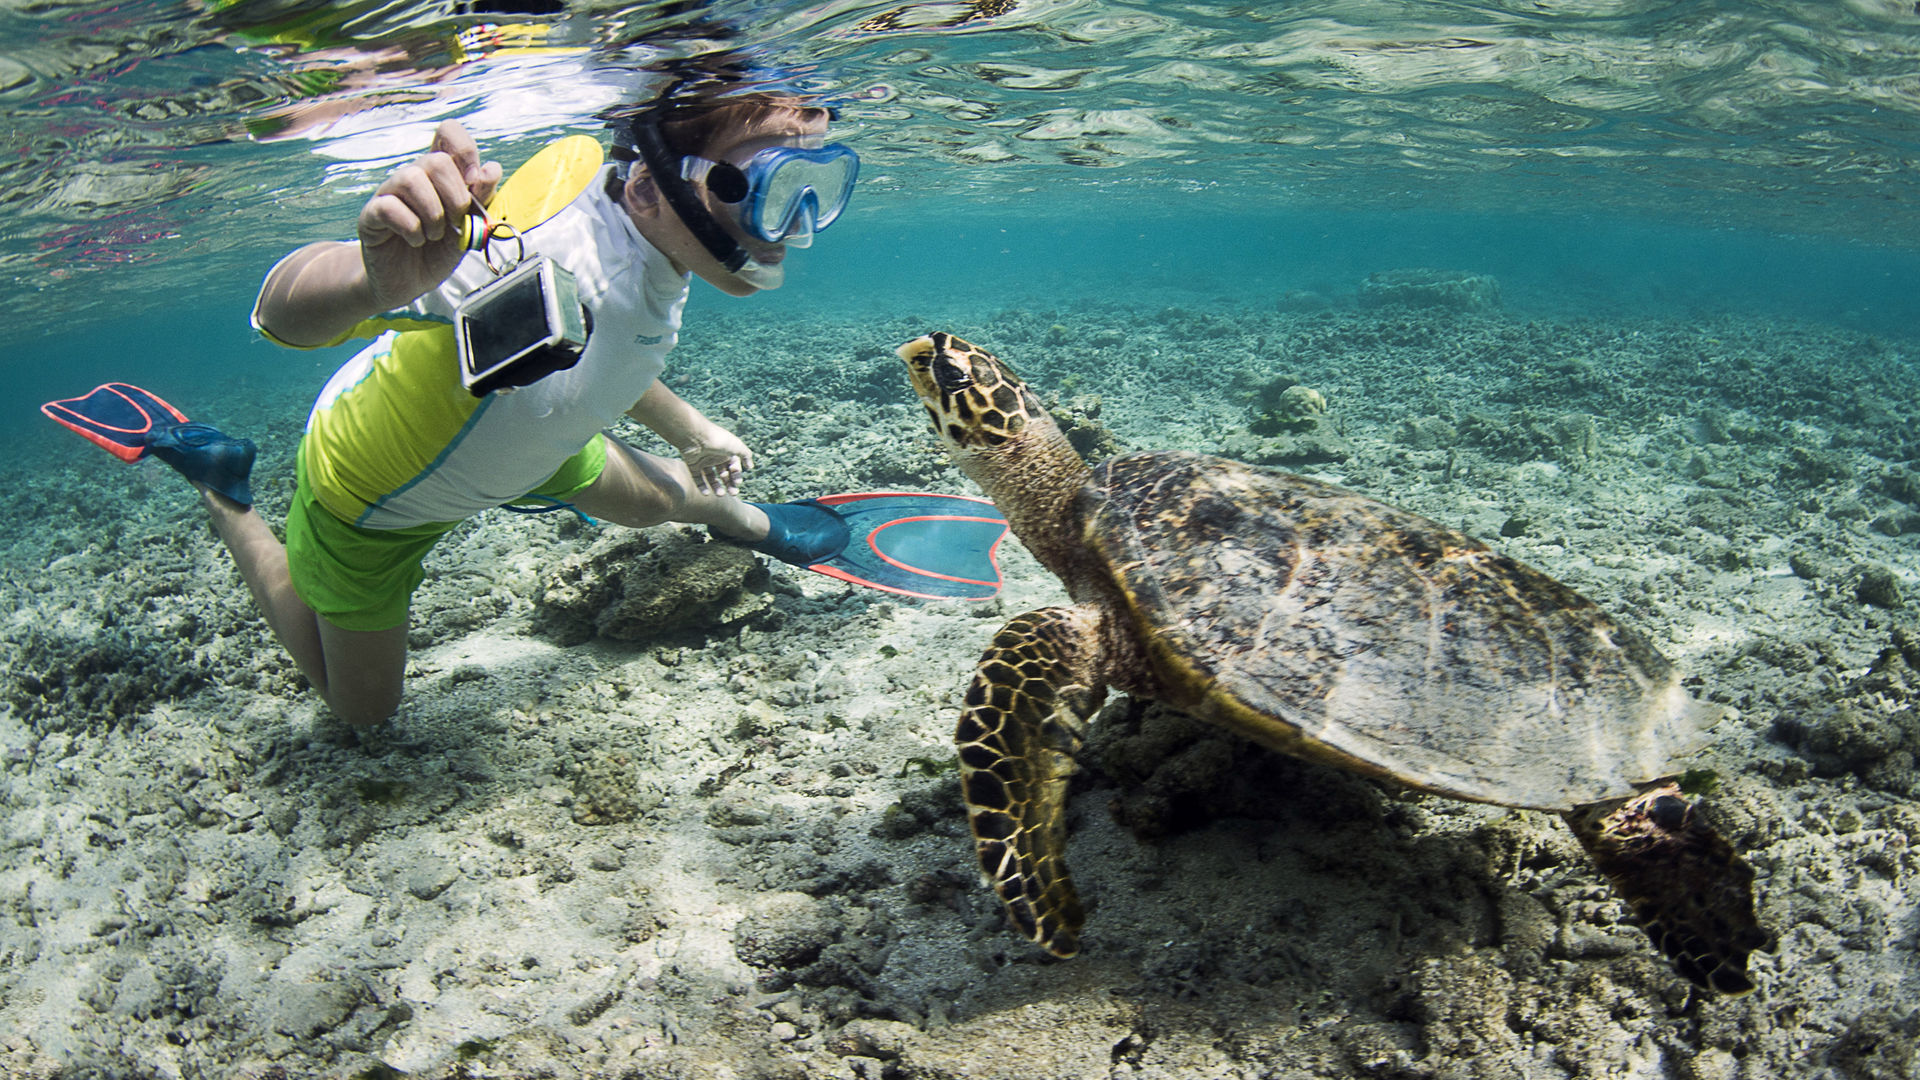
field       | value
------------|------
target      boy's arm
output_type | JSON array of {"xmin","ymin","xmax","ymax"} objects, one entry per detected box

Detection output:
[
  {"xmin": 253, "ymin": 119, "xmax": 501, "ymax": 347},
  {"xmin": 251, "ymin": 242, "xmax": 383, "ymax": 347},
  {"xmin": 627, "ymin": 380, "xmax": 754, "ymax": 497}
]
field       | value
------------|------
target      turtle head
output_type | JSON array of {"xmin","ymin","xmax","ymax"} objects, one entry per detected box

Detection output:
[
  {"xmin": 896, "ymin": 333, "xmax": 1056, "ymax": 454},
  {"xmin": 897, "ymin": 333, "xmax": 1089, "ymax": 574}
]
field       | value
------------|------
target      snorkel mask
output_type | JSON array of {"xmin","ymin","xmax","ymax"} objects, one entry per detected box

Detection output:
[
  {"xmin": 626, "ymin": 116, "xmax": 858, "ymax": 286},
  {"xmin": 681, "ymin": 144, "xmax": 858, "ymax": 247}
]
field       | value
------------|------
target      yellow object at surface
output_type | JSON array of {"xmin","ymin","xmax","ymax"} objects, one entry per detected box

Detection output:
[{"xmin": 487, "ymin": 134, "xmax": 605, "ymax": 231}]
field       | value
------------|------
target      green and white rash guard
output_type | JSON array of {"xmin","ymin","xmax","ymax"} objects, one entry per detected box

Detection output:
[{"xmin": 275, "ymin": 167, "xmax": 691, "ymax": 530}]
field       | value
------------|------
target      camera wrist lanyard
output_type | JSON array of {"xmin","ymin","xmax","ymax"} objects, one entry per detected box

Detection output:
[
  {"xmin": 452, "ymin": 217, "xmax": 590, "ymax": 398},
  {"xmin": 461, "ymin": 209, "xmax": 524, "ymax": 274}
]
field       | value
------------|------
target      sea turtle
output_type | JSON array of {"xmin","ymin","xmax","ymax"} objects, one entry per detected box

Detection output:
[{"xmin": 894, "ymin": 332, "xmax": 1766, "ymax": 994}]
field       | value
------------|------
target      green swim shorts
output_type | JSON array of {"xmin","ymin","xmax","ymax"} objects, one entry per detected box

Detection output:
[{"xmin": 286, "ymin": 434, "xmax": 608, "ymax": 632}]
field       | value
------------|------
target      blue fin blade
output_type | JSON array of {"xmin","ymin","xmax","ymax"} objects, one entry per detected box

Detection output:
[
  {"xmin": 810, "ymin": 492, "xmax": 1008, "ymax": 601},
  {"xmin": 40, "ymin": 382, "xmax": 188, "ymax": 462}
]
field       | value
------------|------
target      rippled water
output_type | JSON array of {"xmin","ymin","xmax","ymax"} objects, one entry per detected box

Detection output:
[{"xmin": 3, "ymin": 0, "xmax": 1919, "ymax": 355}]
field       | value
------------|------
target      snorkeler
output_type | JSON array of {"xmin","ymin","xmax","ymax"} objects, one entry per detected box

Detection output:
[{"xmin": 53, "ymin": 92, "xmax": 866, "ymax": 727}]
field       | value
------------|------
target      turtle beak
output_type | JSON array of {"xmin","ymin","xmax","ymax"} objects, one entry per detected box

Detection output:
[
  {"xmin": 896, "ymin": 336, "xmax": 935, "ymax": 365},
  {"xmin": 897, "ymin": 334, "xmax": 978, "ymax": 398},
  {"xmin": 896, "ymin": 335, "xmax": 937, "ymax": 402}
]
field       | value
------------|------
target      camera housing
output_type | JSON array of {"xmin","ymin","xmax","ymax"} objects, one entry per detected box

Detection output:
[{"xmin": 454, "ymin": 256, "xmax": 589, "ymax": 397}]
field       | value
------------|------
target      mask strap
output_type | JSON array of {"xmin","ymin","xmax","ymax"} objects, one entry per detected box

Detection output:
[{"xmin": 629, "ymin": 119, "xmax": 750, "ymax": 273}]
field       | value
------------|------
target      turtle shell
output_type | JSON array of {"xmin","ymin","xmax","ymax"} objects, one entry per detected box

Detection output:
[{"xmin": 1080, "ymin": 451, "xmax": 1710, "ymax": 811}]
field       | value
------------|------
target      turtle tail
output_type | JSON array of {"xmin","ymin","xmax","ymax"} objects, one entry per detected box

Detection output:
[
  {"xmin": 959, "ymin": 606, "xmax": 1107, "ymax": 957},
  {"xmin": 1564, "ymin": 782, "xmax": 1769, "ymax": 994}
]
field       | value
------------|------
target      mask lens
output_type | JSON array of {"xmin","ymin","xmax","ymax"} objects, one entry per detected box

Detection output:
[{"xmin": 745, "ymin": 147, "xmax": 858, "ymax": 241}]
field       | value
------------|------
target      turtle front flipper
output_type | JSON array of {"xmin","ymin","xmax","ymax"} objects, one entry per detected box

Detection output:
[
  {"xmin": 1564, "ymin": 782, "xmax": 1768, "ymax": 994},
  {"xmin": 960, "ymin": 606, "xmax": 1108, "ymax": 957}
]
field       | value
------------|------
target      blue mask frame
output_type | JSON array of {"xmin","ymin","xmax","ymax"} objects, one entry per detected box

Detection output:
[{"xmin": 689, "ymin": 144, "xmax": 860, "ymax": 244}]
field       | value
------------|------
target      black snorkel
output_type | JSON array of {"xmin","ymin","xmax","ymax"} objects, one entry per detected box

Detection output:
[{"xmin": 624, "ymin": 116, "xmax": 751, "ymax": 274}]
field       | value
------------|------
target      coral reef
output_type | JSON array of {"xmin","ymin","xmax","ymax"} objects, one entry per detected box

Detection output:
[
  {"xmin": 1359, "ymin": 268, "xmax": 1503, "ymax": 311},
  {"xmin": 3, "ymin": 298, "xmax": 1918, "ymax": 1079},
  {"xmin": 535, "ymin": 527, "xmax": 772, "ymax": 645}
]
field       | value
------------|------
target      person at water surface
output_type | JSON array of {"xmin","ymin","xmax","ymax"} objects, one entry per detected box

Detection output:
[{"xmin": 194, "ymin": 92, "xmax": 859, "ymax": 726}]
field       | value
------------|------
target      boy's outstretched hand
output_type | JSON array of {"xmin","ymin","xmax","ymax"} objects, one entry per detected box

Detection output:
[
  {"xmin": 357, "ymin": 120, "xmax": 503, "ymax": 310},
  {"xmin": 677, "ymin": 425, "xmax": 753, "ymax": 497}
]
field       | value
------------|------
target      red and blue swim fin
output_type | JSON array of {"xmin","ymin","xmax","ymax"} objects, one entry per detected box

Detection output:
[
  {"xmin": 805, "ymin": 492, "xmax": 1008, "ymax": 601},
  {"xmin": 42, "ymin": 382, "xmax": 257, "ymax": 507},
  {"xmin": 40, "ymin": 382, "xmax": 188, "ymax": 463}
]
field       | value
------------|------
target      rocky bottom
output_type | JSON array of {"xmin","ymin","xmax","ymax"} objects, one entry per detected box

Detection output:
[{"xmin": 1, "ymin": 293, "xmax": 1916, "ymax": 1079}]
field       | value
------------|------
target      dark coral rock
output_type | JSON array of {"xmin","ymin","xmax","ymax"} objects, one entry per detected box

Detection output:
[
  {"xmin": 1879, "ymin": 466, "xmax": 1920, "ymax": 506},
  {"xmin": 1775, "ymin": 702, "xmax": 1909, "ymax": 776},
  {"xmin": 1773, "ymin": 631, "xmax": 1920, "ymax": 795},
  {"xmin": 733, "ymin": 895, "xmax": 843, "ymax": 991},
  {"xmin": 1855, "ymin": 563, "xmax": 1904, "ymax": 609},
  {"xmin": 1868, "ymin": 509, "xmax": 1920, "ymax": 537},
  {"xmin": 535, "ymin": 527, "xmax": 772, "ymax": 644},
  {"xmin": 5, "ymin": 628, "xmax": 205, "ymax": 732},
  {"xmin": 1827, "ymin": 1007, "xmax": 1919, "ymax": 1080},
  {"xmin": 1397, "ymin": 415, "xmax": 1460, "ymax": 450},
  {"xmin": 1779, "ymin": 446, "xmax": 1855, "ymax": 488},
  {"xmin": 1459, "ymin": 409, "xmax": 1596, "ymax": 467}
]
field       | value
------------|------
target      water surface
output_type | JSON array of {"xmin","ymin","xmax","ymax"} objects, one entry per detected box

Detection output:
[{"xmin": 3, "ymin": 0, "xmax": 1918, "ymax": 381}]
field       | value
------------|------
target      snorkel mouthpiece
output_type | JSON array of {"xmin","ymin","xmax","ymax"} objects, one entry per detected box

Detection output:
[{"xmin": 734, "ymin": 257, "xmax": 785, "ymax": 289}]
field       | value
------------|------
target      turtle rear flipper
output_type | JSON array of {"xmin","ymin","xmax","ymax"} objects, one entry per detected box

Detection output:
[
  {"xmin": 1565, "ymin": 783, "xmax": 1769, "ymax": 994},
  {"xmin": 959, "ymin": 606, "xmax": 1107, "ymax": 956}
]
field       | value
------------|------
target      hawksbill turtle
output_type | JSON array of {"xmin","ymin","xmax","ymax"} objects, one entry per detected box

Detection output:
[{"xmin": 894, "ymin": 331, "xmax": 1766, "ymax": 994}]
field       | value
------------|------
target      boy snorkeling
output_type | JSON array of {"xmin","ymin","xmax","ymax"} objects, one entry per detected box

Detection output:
[{"xmin": 69, "ymin": 93, "xmax": 860, "ymax": 726}]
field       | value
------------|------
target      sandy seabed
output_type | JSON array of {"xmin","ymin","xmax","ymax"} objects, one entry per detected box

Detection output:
[{"xmin": 2, "ymin": 288, "xmax": 1917, "ymax": 1079}]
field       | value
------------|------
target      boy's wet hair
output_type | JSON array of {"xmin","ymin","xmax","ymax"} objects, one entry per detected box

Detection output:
[
  {"xmin": 608, "ymin": 52, "xmax": 833, "ymax": 161},
  {"xmin": 647, "ymin": 94, "xmax": 831, "ymax": 158}
]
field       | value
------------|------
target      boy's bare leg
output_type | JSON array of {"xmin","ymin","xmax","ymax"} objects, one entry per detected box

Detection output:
[
  {"xmin": 198, "ymin": 489, "xmax": 407, "ymax": 726},
  {"xmin": 314, "ymin": 620, "xmax": 408, "ymax": 725},
  {"xmin": 570, "ymin": 439, "xmax": 768, "ymax": 537}
]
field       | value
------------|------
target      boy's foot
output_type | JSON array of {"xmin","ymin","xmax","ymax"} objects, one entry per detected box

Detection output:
[
  {"xmin": 147, "ymin": 423, "xmax": 257, "ymax": 508},
  {"xmin": 717, "ymin": 499, "xmax": 850, "ymax": 566}
]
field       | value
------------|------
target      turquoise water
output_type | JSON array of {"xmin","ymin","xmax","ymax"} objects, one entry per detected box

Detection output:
[
  {"xmin": 9, "ymin": 5, "xmax": 1920, "ymax": 1072},
  {"xmin": 15, "ymin": 206, "xmax": 1918, "ymax": 446},
  {"xmin": 4, "ymin": 0, "xmax": 1919, "ymax": 426}
]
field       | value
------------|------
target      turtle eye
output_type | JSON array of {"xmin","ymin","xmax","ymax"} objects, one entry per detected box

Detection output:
[{"xmin": 933, "ymin": 353, "xmax": 974, "ymax": 393}]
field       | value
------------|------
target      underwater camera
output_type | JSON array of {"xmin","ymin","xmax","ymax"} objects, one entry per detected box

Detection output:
[{"xmin": 454, "ymin": 255, "xmax": 590, "ymax": 397}]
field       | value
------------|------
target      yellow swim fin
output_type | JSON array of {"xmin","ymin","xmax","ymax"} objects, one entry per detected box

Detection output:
[{"xmin": 485, "ymin": 133, "xmax": 605, "ymax": 232}]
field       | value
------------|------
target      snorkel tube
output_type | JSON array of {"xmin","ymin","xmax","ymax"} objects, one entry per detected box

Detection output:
[{"xmin": 625, "ymin": 117, "xmax": 753, "ymax": 275}]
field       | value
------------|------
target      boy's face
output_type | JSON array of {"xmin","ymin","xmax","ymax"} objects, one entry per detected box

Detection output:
[{"xmin": 625, "ymin": 111, "xmax": 832, "ymax": 296}]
